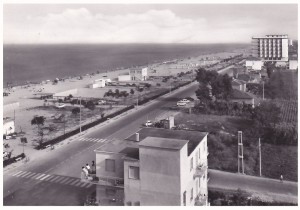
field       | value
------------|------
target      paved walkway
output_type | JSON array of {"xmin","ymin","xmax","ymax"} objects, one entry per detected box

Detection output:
[{"xmin": 208, "ymin": 169, "xmax": 298, "ymax": 204}]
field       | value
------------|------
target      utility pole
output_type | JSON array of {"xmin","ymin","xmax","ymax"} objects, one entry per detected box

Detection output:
[
  {"xmin": 79, "ymin": 97, "xmax": 82, "ymax": 133},
  {"xmin": 238, "ymin": 131, "xmax": 244, "ymax": 174},
  {"xmin": 262, "ymin": 80, "xmax": 265, "ymax": 100},
  {"xmin": 259, "ymin": 138, "xmax": 262, "ymax": 177}
]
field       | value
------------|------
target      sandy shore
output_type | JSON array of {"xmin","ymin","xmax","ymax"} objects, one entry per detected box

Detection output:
[{"xmin": 3, "ymin": 47, "xmax": 245, "ymax": 158}]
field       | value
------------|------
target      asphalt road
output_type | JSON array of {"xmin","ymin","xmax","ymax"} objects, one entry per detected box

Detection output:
[
  {"xmin": 3, "ymin": 82, "xmax": 199, "ymax": 206},
  {"xmin": 208, "ymin": 169, "xmax": 298, "ymax": 204}
]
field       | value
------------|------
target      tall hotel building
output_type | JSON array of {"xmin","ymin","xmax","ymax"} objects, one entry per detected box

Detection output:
[{"xmin": 252, "ymin": 35, "xmax": 289, "ymax": 61}]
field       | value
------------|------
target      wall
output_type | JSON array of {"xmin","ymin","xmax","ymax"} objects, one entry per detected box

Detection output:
[
  {"xmin": 180, "ymin": 135, "xmax": 208, "ymax": 206},
  {"xmin": 118, "ymin": 74, "xmax": 131, "ymax": 82},
  {"xmin": 95, "ymin": 152, "xmax": 125, "ymax": 179},
  {"xmin": 3, "ymin": 121, "xmax": 15, "ymax": 135},
  {"xmin": 139, "ymin": 147, "xmax": 181, "ymax": 205},
  {"xmin": 281, "ymin": 39, "xmax": 289, "ymax": 60},
  {"xmin": 124, "ymin": 160, "xmax": 141, "ymax": 205}
]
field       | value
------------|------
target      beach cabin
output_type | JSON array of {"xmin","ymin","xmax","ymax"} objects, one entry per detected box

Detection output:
[
  {"xmin": 90, "ymin": 79, "xmax": 106, "ymax": 89},
  {"xmin": 3, "ymin": 119, "xmax": 15, "ymax": 136}
]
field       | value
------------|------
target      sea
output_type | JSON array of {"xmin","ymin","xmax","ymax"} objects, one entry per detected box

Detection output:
[{"xmin": 3, "ymin": 43, "xmax": 248, "ymax": 87}]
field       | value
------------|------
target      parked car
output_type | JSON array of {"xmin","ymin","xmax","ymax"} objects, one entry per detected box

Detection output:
[
  {"xmin": 145, "ymin": 120, "xmax": 153, "ymax": 127},
  {"xmin": 98, "ymin": 100, "xmax": 106, "ymax": 105}
]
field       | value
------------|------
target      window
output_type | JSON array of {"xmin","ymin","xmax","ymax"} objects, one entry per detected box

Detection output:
[
  {"xmin": 190, "ymin": 158, "xmax": 193, "ymax": 171},
  {"xmin": 126, "ymin": 201, "xmax": 132, "ymax": 206},
  {"xmin": 190, "ymin": 188, "xmax": 193, "ymax": 201},
  {"xmin": 105, "ymin": 159, "xmax": 115, "ymax": 172},
  {"xmin": 134, "ymin": 201, "xmax": 140, "ymax": 206},
  {"xmin": 183, "ymin": 191, "xmax": 186, "ymax": 206},
  {"xmin": 129, "ymin": 166, "xmax": 140, "ymax": 179}
]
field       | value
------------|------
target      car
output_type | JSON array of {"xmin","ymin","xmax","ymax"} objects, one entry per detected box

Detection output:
[
  {"xmin": 177, "ymin": 101, "xmax": 187, "ymax": 106},
  {"xmin": 98, "ymin": 100, "xmax": 106, "ymax": 105},
  {"xmin": 145, "ymin": 120, "xmax": 153, "ymax": 127},
  {"xmin": 181, "ymin": 99, "xmax": 191, "ymax": 103}
]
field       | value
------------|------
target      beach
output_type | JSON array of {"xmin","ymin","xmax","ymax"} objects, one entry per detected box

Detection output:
[{"xmin": 3, "ymin": 47, "xmax": 246, "ymax": 160}]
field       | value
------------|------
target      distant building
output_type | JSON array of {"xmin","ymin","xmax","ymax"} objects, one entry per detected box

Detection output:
[
  {"xmin": 129, "ymin": 67, "xmax": 148, "ymax": 81},
  {"xmin": 252, "ymin": 34, "xmax": 289, "ymax": 62},
  {"xmin": 232, "ymin": 79, "xmax": 247, "ymax": 92},
  {"xmin": 289, "ymin": 59, "xmax": 298, "ymax": 70},
  {"xmin": 89, "ymin": 78, "xmax": 111, "ymax": 88},
  {"xmin": 93, "ymin": 128, "xmax": 209, "ymax": 206},
  {"xmin": 3, "ymin": 119, "xmax": 15, "ymax": 135},
  {"xmin": 118, "ymin": 73, "xmax": 131, "ymax": 82},
  {"xmin": 245, "ymin": 58, "xmax": 263, "ymax": 71},
  {"xmin": 230, "ymin": 89, "xmax": 255, "ymax": 108}
]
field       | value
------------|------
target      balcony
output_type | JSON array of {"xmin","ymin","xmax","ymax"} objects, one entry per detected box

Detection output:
[
  {"xmin": 193, "ymin": 164, "xmax": 207, "ymax": 178},
  {"xmin": 81, "ymin": 174, "xmax": 124, "ymax": 188},
  {"xmin": 195, "ymin": 195, "xmax": 207, "ymax": 206}
]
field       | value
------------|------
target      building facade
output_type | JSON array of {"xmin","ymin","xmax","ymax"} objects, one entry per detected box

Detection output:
[
  {"xmin": 252, "ymin": 35, "xmax": 289, "ymax": 61},
  {"xmin": 130, "ymin": 67, "xmax": 148, "ymax": 81},
  {"xmin": 94, "ymin": 128, "xmax": 209, "ymax": 206}
]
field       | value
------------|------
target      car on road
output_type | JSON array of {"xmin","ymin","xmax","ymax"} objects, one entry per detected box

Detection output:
[
  {"xmin": 177, "ymin": 101, "xmax": 187, "ymax": 106},
  {"xmin": 145, "ymin": 120, "xmax": 153, "ymax": 127},
  {"xmin": 98, "ymin": 100, "xmax": 106, "ymax": 105},
  {"xmin": 181, "ymin": 99, "xmax": 191, "ymax": 103}
]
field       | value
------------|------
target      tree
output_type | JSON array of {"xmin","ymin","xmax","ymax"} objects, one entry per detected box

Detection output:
[
  {"xmin": 196, "ymin": 83, "xmax": 211, "ymax": 103},
  {"xmin": 130, "ymin": 89, "xmax": 135, "ymax": 95},
  {"xmin": 31, "ymin": 116, "xmax": 46, "ymax": 146},
  {"xmin": 85, "ymin": 101, "xmax": 95, "ymax": 110},
  {"xmin": 252, "ymin": 101, "xmax": 281, "ymax": 130},
  {"xmin": 72, "ymin": 107, "xmax": 80, "ymax": 115},
  {"xmin": 265, "ymin": 61, "xmax": 275, "ymax": 78}
]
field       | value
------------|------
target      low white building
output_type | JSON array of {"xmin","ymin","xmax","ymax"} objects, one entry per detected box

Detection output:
[
  {"xmin": 289, "ymin": 60, "xmax": 298, "ymax": 70},
  {"xmin": 118, "ymin": 73, "xmax": 131, "ymax": 82},
  {"xmin": 275, "ymin": 61, "xmax": 288, "ymax": 68},
  {"xmin": 3, "ymin": 119, "xmax": 15, "ymax": 135},
  {"xmin": 89, "ymin": 79, "xmax": 106, "ymax": 88},
  {"xmin": 245, "ymin": 60, "xmax": 263, "ymax": 71}
]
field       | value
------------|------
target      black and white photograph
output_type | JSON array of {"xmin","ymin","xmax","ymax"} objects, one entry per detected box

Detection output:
[{"xmin": 2, "ymin": 0, "xmax": 298, "ymax": 206}]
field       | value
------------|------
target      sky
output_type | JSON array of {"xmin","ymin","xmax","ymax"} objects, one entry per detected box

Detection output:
[{"xmin": 3, "ymin": 4, "xmax": 298, "ymax": 44}]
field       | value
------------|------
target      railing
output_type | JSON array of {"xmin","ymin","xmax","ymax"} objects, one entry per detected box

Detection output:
[
  {"xmin": 195, "ymin": 195, "xmax": 207, "ymax": 206},
  {"xmin": 193, "ymin": 164, "xmax": 208, "ymax": 178},
  {"xmin": 81, "ymin": 175, "xmax": 124, "ymax": 188}
]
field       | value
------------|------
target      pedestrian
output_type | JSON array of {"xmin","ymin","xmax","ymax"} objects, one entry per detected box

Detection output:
[
  {"xmin": 91, "ymin": 161, "xmax": 96, "ymax": 174},
  {"xmin": 81, "ymin": 167, "xmax": 86, "ymax": 180},
  {"xmin": 280, "ymin": 174, "xmax": 283, "ymax": 183},
  {"xmin": 82, "ymin": 166, "xmax": 89, "ymax": 178},
  {"xmin": 86, "ymin": 163, "xmax": 91, "ymax": 173}
]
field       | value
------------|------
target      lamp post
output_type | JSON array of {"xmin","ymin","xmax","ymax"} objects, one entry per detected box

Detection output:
[
  {"xmin": 259, "ymin": 138, "xmax": 262, "ymax": 176},
  {"xmin": 80, "ymin": 97, "xmax": 82, "ymax": 133}
]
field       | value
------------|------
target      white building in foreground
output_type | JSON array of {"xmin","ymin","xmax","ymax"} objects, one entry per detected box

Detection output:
[
  {"xmin": 3, "ymin": 119, "xmax": 15, "ymax": 135},
  {"xmin": 94, "ymin": 128, "xmax": 209, "ymax": 206}
]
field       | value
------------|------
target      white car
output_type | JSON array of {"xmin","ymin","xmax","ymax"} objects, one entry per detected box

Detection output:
[
  {"xmin": 177, "ymin": 101, "xmax": 187, "ymax": 106},
  {"xmin": 181, "ymin": 99, "xmax": 190, "ymax": 103},
  {"xmin": 145, "ymin": 120, "xmax": 153, "ymax": 127}
]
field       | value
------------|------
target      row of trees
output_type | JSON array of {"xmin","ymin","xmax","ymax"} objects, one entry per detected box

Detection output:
[{"xmin": 104, "ymin": 89, "xmax": 130, "ymax": 98}]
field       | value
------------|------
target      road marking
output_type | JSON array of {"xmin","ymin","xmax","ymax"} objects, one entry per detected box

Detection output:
[
  {"xmin": 85, "ymin": 183, "xmax": 93, "ymax": 188},
  {"xmin": 69, "ymin": 179, "xmax": 80, "ymax": 186},
  {"xmin": 19, "ymin": 171, "xmax": 32, "ymax": 178},
  {"xmin": 64, "ymin": 178, "xmax": 76, "ymax": 185},
  {"xmin": 35, "ymin": 174, "xmax": 47, "ymax": 180},
  {"xmin": 39, "ymin": 174, "xmax": 51, "ymax": 181},
  {"xmin": 53, "ymin": 176, "xmax": 65, "ymax": 183},
  {"xmin": 48, "ymin": 176, "xmax": 60, "ymax": 182},
  {"xmin": 31, "ymin": 173, "xmax": 43, "ymax": 179},
  {"xmin": 12, "ymin": 171, "xmax": 24, "ymax": 176},
  {"xmin": 75, "ymin": 181, "xmax": 83, "ymax": 187},
  {"xmin": 58, "ymin": 177, "xmax": 70, "ymax": 184},
  {"xmin": 22, "ymin": 172, "xmax": 36, "ymax": 178}
]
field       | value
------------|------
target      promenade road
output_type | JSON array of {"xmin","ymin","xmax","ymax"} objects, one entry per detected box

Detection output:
[
  {"xmin": 208, "ymin": 169, "xmax": 298, "ymax": 204},
  {"xmin": 3, "ymin": 82, "xmax": 198, "ymax": 205}
]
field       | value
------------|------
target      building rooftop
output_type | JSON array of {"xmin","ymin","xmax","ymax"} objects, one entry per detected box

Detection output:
[
  {"xmin": 231, "ymin": 89, "xmax": 253, "ymax": 100},
  {"xmin": 237, "ymin": 74, "xmax": 251, "ymax": 82},
  {"xmin": 232, "ymin": 80, "xmax": 245, "ymax": 86},
  {"xmin": 139, "ymin": 137, "xmax": 188, "ymax": 150},
  {"xmin": 126, "ymin": 127, "xmax": 207, "ymax": 155}
]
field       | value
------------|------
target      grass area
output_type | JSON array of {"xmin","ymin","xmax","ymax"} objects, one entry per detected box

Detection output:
[
  {"xmin": 261, "ymin": 143, "xmax": 298, "ymax": 181},
  {"xmin": 273, "ymin": 99, "xmax": 297, "ymax": 124},
  {"xmin": 175, "ymin": 112, "xmax": 298, "ymax": 181},
  {"xmin": 266, "ymin": 71, "xmax": 298, "ymax": 100}
]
